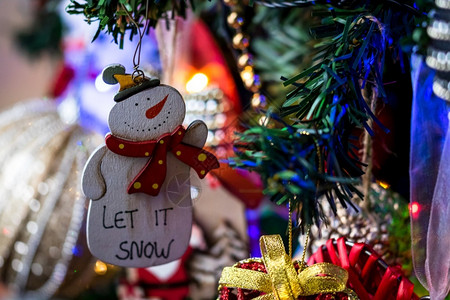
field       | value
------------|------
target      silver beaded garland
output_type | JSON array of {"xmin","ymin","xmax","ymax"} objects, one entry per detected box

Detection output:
[{"xmin": 427, "ymin": 0, "xmax": 450, "ymax": 101}]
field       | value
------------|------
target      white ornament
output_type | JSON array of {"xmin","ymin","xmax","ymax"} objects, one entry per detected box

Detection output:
[{"xmin": 82, "ymin": 65, "xmax": 218, "ymax": 267}]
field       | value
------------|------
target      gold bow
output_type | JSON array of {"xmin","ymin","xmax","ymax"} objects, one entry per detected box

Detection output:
[{"xmin": 219, "ymin": 235, "xmax": 358, "ymax": 300}]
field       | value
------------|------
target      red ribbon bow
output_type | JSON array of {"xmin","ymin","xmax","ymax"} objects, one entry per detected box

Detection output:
[{"xmin": 105, "ymin": 125, "xmax": 219, "ymax": 196}]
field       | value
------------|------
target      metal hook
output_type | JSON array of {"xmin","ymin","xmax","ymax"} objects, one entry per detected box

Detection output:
[
  {"xmin": 120, "ymin": 0, "xmax": 150, "ymax": 78},
  {"xmin": 419, "ymin": 296, "xmax": 430, "ymax": 300},
  {"xmin": 132, "ymin": 69, "xmax": 145, "ymax": 83}
]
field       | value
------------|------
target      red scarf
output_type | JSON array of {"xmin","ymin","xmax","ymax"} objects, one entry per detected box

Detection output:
[{"xmin": 105, "ymin": 125, "xmax": 219, "ymax": 196}]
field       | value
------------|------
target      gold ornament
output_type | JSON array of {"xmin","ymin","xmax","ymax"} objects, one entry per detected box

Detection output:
[
  {"xmin": 227, "ymin": 11, "xmax": 244, "ymax": 29},
  {"xmin": 251, "ymin": 93, "xmax": 263, "ymax": 107},
  {"xmin": 218, "ymin": 235, "xmax": 358, "ymax": 300},
  {"xmin": 232, "ymin": 32, "xmax": 250, "ymax": 50},
  {"xmin": 238, "ymin": 53, "xmax": 253, "ymax": 68},
  {"xmin": 223, "ymin": 0, "xmax": 239, "ymax": 6},
  {"xmin": 225, "ymin": 1, "xmax": 265, "ymax": 108}
]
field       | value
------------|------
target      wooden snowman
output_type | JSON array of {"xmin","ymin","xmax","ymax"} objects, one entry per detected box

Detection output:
[{"xmin": 82, "ymin": 65, "xmax": 219, "ymax": 267}]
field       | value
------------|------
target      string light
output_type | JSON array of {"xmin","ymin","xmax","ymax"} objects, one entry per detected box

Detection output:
[
  {"xmin": 240, "ymin": 66, "xmax": 254, "ymax": 83},
  {"xmin": 186, "ymin": 73, "xmax": 209, "ymax": 94},
  {"xmin": 259, "ymin": 115, "xmax": 268, "ymax": 125},
  {"xmin": 251, "ymin": 94, "xmax": 261, "ymax": 107},
  {"xmin": 94, "ymin": 260, "xmax": 108, "ymax": 275},
  {"xmin": 377, "ymin": 180, "xmax": 391, "ymax": 189},
  {"xmin": 409, "ymin": 202, "xmax": 420, "ymax": 218}
]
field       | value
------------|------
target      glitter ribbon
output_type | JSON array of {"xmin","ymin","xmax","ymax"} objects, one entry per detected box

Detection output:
[{"xmin": 219, "ymin": 235, "xmax": 357, "ymax": 300}]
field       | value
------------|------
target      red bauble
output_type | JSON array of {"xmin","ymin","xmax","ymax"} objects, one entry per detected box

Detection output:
[{"xmin": 308, "ymin": 237, "xmax": 418, "ymax": 300}]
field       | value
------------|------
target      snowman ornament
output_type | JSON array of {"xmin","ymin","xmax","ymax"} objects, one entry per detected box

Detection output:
[{"xmin": 82, "ymin": 65, "xmax": 219, "ymax": 267}]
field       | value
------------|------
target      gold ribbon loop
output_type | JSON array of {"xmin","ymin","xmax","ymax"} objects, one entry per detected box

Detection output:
[
  {"xmin": 218, "ymin": 235, "xmax": 357, "ymax": 300},
  {"xmin": 298, "ymin": 263, "xmax": 349, "ymax": 295},
  {"xmin": 219, "ymin": 267, "xmax": 272, "ymax": 293},
  {"xmin": 260, "ymin": 235, "xmax": 302, "ymax": 300}
]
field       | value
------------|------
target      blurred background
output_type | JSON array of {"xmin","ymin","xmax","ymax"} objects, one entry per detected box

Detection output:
[{"xmin": 0, "ymin": 0, "xmax": 421, "ymax": 299}]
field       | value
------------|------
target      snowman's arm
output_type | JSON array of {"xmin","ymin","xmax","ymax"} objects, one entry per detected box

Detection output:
[
  {"xmin": 183, "ymin": 120, "xmax": 208, "ymax": 148},
  {"xmin": 82, "ymin": 145, "xmax": 107, "ymax": 200}
]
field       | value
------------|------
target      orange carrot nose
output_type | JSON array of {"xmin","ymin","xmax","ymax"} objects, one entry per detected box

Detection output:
[{"xmin": 146, "ymin": 94, "xmax": 168, "ymax": 119}]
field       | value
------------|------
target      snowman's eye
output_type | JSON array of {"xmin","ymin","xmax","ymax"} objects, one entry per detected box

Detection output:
[
  {"xmin": 147, "ymin": 98, "xmax": 150, "ymax": 101},
  {"xmin": 135, "ymin": 103, "xmax": 138, "ymax": 106}
]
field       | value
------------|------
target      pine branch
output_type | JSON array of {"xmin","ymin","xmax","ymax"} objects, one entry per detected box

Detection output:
[
  {"xmin": 66, "ymin": 0, "xmax": 195, "ymax": 48},
  {"xmin": 231, "ymin": 2, "xmax": 424, "ymax": 228},
  {"xmin": 228, "ymin": 115, "xmax": 362, "ymax": 227},
  {"xmin": 250, "ymin": 6, "xmax": 313, "ymax": 101},
  {"xmin": 16, "ymin": 0, "xmax": 63, "ymax": 56}
]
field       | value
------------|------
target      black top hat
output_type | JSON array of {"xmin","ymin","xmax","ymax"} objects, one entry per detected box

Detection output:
[{"xmin": 102, "ymin": 64, "xmax": 160, "ymax": 102}]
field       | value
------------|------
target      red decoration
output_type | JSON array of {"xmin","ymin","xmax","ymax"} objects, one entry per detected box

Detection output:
[
  {"xmin": 119, "ymin": 247, "xmax": 193, "ymax": 300},
  {"xmin": 408, "ymin": 202, "xmax": 421, "ymax": 219},
  {"xmin": 51, "ymin": 64, "xmax": 75, "ymax": 98},
  {"xmin": 211, "ymin": 165, "xmax": 264, "ymax": 209},
  {"xmin": 308, "ymin": 237, "xmax": 418, "ymax": 300},
  {"xmin": 106, "ymin": 125, "xmax": 219, "ymax": 196}
]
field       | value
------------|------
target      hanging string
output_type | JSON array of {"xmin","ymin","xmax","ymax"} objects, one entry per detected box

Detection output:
[
  {"xmin": 288, "ymin": 198, "xmax": 311, "ymax": 269},
  {"xmin": 287, "ymin": 131, "xmax": 318, "ymax": 265},
  {"xmin": 121, "ymin": 0, "xmax": 150, "ymax": 82},
  {"xmin": 300, "ymin": 225, "xmax": 311, "ymax": 270},
  {"xmin": 288, "ymin": 200, "xmax": 293, "ymax": 258}
]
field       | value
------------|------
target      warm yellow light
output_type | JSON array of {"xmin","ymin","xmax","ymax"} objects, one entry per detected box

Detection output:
[
  {"xmin": 251, "ymin": 93, "xmax": 261, "ymax": 107},
  {"xmin": 259, "ymin": 115, "xmax": 268, "ymax": 125},
  {"xmin": 186, "ymin": 73, "xmax": 209, "ymax": 94},
  {"xmin": 377, "ymin": 180, "xmax": 390, "ymax": 189},
  {"xmin": 240, "ymin": 66, "xmax": 254, "ymax": 81},
  {"xmin": 94, "ymin": 260, "xmax": 107, "ymax": 275}
]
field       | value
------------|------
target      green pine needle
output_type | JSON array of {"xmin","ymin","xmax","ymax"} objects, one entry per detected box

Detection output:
[
  {"xmin": 231, "ymin": 1, "xmax": 424, "ymax": 228},
  {"xmin": 66, "ymin": 0, "xmax": 194, "ymax": 48}
]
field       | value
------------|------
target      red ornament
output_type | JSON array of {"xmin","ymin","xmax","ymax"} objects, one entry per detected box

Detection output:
[
  {"xmin": 118, "ymin": 247, "xmax": 193, "ymax": 300},
  {"xmin": 308, "ymin": 237, "xmax": 419, "ymax": 300},
  {"xmin": 50, "ymin": 64, "xmax": 75, "ymax": 98}
]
